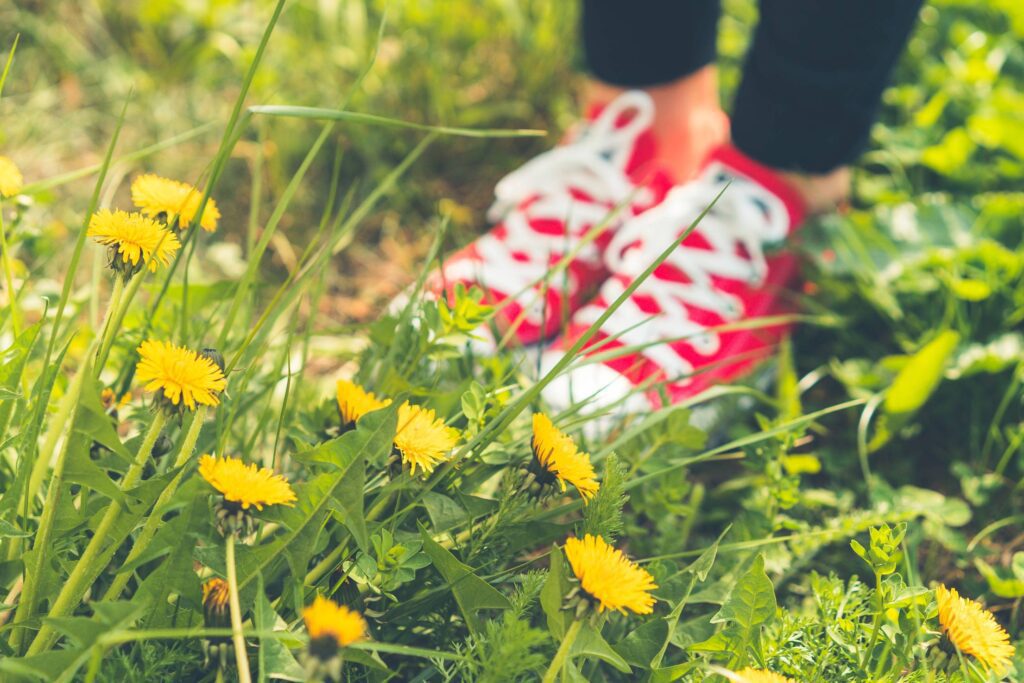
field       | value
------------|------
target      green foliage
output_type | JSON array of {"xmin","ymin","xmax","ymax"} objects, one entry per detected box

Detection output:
[{"xmin": 582, "ymin": 453, "xmax": 627, "ymax": 543}]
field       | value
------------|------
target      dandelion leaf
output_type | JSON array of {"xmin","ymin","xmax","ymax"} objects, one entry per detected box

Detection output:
[
  {"xmin": 75, "ymin": 372, "xmax": 130, "ymax": 460},
  {"xmin": 706, "ymin": 553, "xmax": 776, "ymax": 663},
  {"xmin": 614, "ymin": 618, "xmax": 668, "ymax": 669},
  {"xmin": 419, "ymin": 528, "xmax": 511, "ymax": 635},
  {"xmin": 255, "ymin": 574, "xmax": 305, "ymax": 683},
  {"xmin": 540, "ymin": 544, "xmax": 569, "ymax": 638},
  {"xmin": 571, "ymin": 620, "xmax": 631, "ymax": 674}
]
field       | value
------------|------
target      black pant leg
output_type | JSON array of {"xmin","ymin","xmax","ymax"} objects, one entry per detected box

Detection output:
[
  {"xmin": 731, "ymin": 0, "xmax": 924, "ymax": 173},
  {"xmin": 581, "ymin": 0, "xmax": 721, "ymax": 88}
]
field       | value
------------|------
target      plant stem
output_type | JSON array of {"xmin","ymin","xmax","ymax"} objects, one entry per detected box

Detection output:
[
  {"xmin": 93, "ymin": 274, "xmax": 126, "ymax": 375},
  {"xmin": 26, "ymin": 410, "xmax": 168, "ymax": 655},
  {"xmin": 541, "ymin": 618, "xmax": 582, "ymax": 683},
  {"xmin": 102, "ymin": 407, "xmax": 207, "ymax": 601},
  {"xmin": 226, "ymin": 533, "xmax": 253, "ymax": 683},
  {"xmin": 861, "ymin": 571, "xmax": 885, "ymax": 671},
  {"xmin": 305, "ymin": 541, "xmax": 348, "ymax": 587}
]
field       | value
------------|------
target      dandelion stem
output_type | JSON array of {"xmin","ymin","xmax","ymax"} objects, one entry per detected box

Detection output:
[
  {"xmin": 226, "ymin": 533, "xmax": 253, "ymax": 683},
  {"xmin": 541, "ymin": 618, "xmax": 582, "ymax": 683},
  {"xmin": 861, "ymin": 570, "xmax": 885, "ymax": 670},
  {"xmin": 95, "ymin": 267, "xmax": 150, "ymax": 376},
  {"xmin": 25, "ymin": 410, "xmax": 168, "ymax": 655},
  {"xmin": 102, "ymin": 407, "xmax": 207, "ymax": 601},
  {"xmin": 93, "ymin": 274, "xmax": 126, "ymax": 375}
]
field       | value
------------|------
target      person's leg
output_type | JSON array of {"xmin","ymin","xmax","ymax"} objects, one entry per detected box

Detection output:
[
  {"xmin": 731, "ymin": 0, "xmax": 924, "ymax": 213},
  {"xmin": 581, "ymin": 0, "xmax": 728, "ymax": 182},
  {"xmin": 540, "ymin": 1, "xmax": 926, "ymax": 418}
]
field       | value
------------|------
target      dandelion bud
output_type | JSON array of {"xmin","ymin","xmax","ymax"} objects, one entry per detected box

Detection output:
[
  {"xmin": 151, "ymin": 431, "xmax": 174, "ymax": 458},
  {"xmin": 201, "ymin": 577, "xmax": 231, "ymax": 670},
  {"xmin": 200, "ymin": 348, "xmax": 226, "ymax": 374}
]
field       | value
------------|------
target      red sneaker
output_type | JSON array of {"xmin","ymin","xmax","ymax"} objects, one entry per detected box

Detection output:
[
  {"xmin": 540, "ymin": 145, "xmax": 807, "ymax": 414},
  {"xmin": 432, "ymin": 91, "xmax": 673, "ymax": 346}
]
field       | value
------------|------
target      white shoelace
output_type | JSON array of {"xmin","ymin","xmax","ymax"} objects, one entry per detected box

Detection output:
[
  {"xmin": 574, "ymin": 164, "xmax": 790, "ymax": 381},
  {"xmin": 442, "ymin": 91, "xmax": 656, "ymax": 325}
]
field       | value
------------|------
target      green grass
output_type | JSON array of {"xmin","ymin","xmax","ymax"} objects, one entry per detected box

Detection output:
[{"xmin": 0, "ymin": 1, "xmax": 1022, "ymax": 681}]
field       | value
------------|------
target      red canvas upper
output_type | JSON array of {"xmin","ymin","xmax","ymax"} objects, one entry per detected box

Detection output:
[
  {"xmin": 431, "ymin": 91, "xmax": 673, "ymax": 345},
  {"xmin": 543, "ymin": 144, "xmax": 807, "ymax": 409}
]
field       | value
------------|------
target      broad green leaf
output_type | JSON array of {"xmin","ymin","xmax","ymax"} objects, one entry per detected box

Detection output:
[
  {"xmin": 884, "ymin": 330, "xmax": 960, "ymax": 415},
  {"xmin": 75, "ymin": 374, "xmax": 130, "ymax": 460},
  {"xmin": 133, "ymin": 483, "xmax": 210, "ymax": 620},
  {"xmin": 329, "ymin": 451, "xmax": 369, "ymax": 553},
  {"xmin": 540, "ymin": 545, "xmax": 569, "ymax": 638},
  {"xmin": 650, "ymin": 661, "xmax": 700, "ymax": 683},
  {"xmin": 975, "ymin": 558, "xmax": 1024, "ymax": 599},
  {"xmin": 615, "ymin": 618, "xmax": 667, "ymax": 669},
  {"xmin": 571, "ymin": 621, "xmax": 631, "ymax": 674},
  {"xmin": 63, "ymin": 436, "xmax": 127, "ymax": 505},
  {"xmin": 709, "ymin": 554, "xmax": 776, "ymax": 664},
  {"xmin": 255, "ymin": 574, "xmax": 305, "ymax": 682},
  {"xmin": 422, "ymin": 491, "xmax": 467, "ymax": 532},
  {"xmin": 419, "ymin": 528, "xmax": 511, "ymax": 635}
]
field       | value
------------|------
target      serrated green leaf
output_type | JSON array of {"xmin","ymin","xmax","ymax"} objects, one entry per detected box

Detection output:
[
  {"xmin": 256, "ymin": 574, "xmax": 305, "ymax": 682},
  {"xmin": 572, "ymin": 621, "xmax": 631, "ymax": 674},
  {"xmin": 419, "ymin": 528, "xmax": 511, "ymax": 635},
  {"xmin": 540, "ymin": 545, "xmax": 569, "ymax": 638},
  {"xmin": 709, "ymin": 554, "xmax": 776, "ymax": 664}
]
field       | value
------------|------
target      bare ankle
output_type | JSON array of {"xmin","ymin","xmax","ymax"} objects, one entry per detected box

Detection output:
[{"xmin": 584, "ymin": 66, "xmax": 729, "ymax": 182}]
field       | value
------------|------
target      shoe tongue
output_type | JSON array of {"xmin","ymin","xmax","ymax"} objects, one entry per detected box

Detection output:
[{"xmin": 701, "ymin": 145, "xmax": 807, "ymax": 230}]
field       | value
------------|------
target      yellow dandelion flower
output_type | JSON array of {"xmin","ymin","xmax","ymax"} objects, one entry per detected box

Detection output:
[
  {"xmin": 303, "ymin": 596, "xmax": 368, "ymax": 649},
  {"xmin": 393, "ymin": 402, "xmax": 459, "ymax": 477},
  {"xmin": 88, "ymin": 209, "xmax": 181, "ymax": 274},
  {"xmin": 936, "ymin": 584, "xmax": 1015, "ymax": 673},
  {"xmin": 531, "ymin": 413, "xmax": 599, "ymax": 502},
  {"xmin": 131, "ymin": 173, "xmax": 220, "ymax": 232},
  {"xmin": 135, "ymin": 340, "xmax": 227, "ymax": 411},
  {"xmin": 337, "ymin": 379, "xmax": 391, "ymax": 425},
  {"xmin": 728, "ymin": 668, "xmax": 797, "ymax": 683},
  {"xmin": 0, "ymin": 156, "xmax": 23, "ymax": 197},
  {"xmin": 564, "ymin": 534, "xmax": 658, "ymax": 615},
  {"xmin": 198, "ymin": 454, "xmax": 297, "ymax": 511}
]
